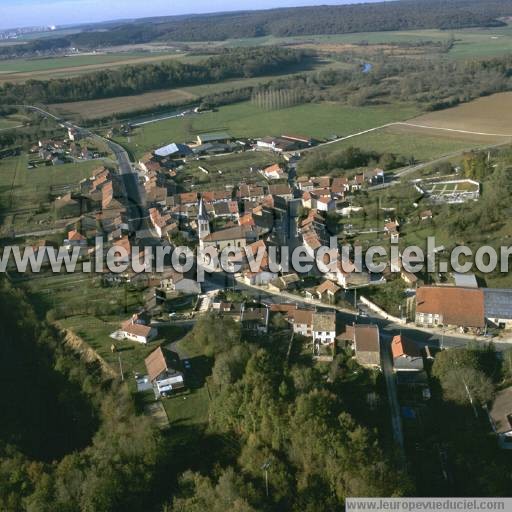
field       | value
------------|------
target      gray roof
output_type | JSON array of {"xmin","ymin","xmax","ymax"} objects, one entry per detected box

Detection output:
[
  {"xmin": 197, "ymin": 132, "xmax": 232, "ymax": 143},
  {"xmin": 453, "ymin": 272, "xmax": 478, "ymax": 288},
  {"xmin": 484, "ymin": 288, "xmax": 512, "ymax": 320},
  {"xmin": 154, "ymin": 143, "xmax": 192, "ymax": 158}
]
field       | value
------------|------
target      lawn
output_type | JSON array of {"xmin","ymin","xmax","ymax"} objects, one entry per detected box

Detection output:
[
  {"xmin": 58, "ymin": 315, "xmax": 189, "ymax": 377},
  {"xmin": 118, "ymin": 101, "xmax": 420, "ymax": 159}
]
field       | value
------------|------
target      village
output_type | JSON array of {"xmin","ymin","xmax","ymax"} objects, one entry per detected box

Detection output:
[{"xmin": 15, "ymin": 119, "xmax": 512, "ymax": 455}]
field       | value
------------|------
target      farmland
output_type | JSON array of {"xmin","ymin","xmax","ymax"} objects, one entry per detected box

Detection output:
[
  {"xmin": 0, "ymin": 51, "xmax": 192, "ymax": 83},
  {"xmin": 0, "ymin": 155, "xmax": 105, "ymax": 233},
  {"xmin": 411, "ymin": 92, "xmax": 512, "ymax": 136},
  {"xmin": 116, "ymin": 101, "xmax": 420, "ymax": 159},
  {"xmin": 202, "ymin": 23, "xmax": 512, "ymax": 61},
  {"xmin": 47, "ymin": 57, "xmax": 351, "ymax": 120},
  {"xmin": 314, "ymin": 125, "xmax": 498, "ymax": 162}
]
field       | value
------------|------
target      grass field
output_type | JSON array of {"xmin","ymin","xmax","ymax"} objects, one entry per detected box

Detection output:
[
  {"xmin": 179, "ymin": 151, "xmax": 277, "ymax": 192},
  {"xmin": 313, "ymin": 125, "xmax": 493, "ymax": 161},
  {"xmin": 411, "ymin": 93, "xmax": 512, "ymax": 136},
  {"xmin": 0, "ymin": 155, "xmax": 104, "ymax": 231},
  {"xmin": 202, "ymin": 24, "xmax": 512, "ymax": 60},
  {"xmin": 118, "ymin": 101, "xmax": 419, "ymax": 159},
  {"xmin": 47, "ymin": 58, "xmax": 352, "ymax": 120},
  {"xmin": 0, "ymin": 117, "xmax": 23, "ymax": 130},
  {"xmin": 0, "ymin": 51, "xmax": 191, "ymax": 82}
]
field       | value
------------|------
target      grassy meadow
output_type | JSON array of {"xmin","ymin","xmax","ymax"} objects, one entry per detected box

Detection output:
[
  {"xmin": 203, "ymin": 24, "xmax": 512, "ymax": 60},
  {"xmin": 119, "ymin": 101, "xmax": 420, "ymax": 159},
  {"xmin": 314, "ymin": 125, "xmax": 495, "ymax": 162},
  {"xmin": 0, "ymin": 51, "xmax": 190, "ymax": 82},
  {"xmin": 0, "ymin": 155, "xmax": 104, "ymax": 232}
]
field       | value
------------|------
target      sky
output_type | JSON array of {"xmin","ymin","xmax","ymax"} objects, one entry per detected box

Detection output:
[{"xmin": 0, "ymin": 0, "xmax": 373, "ymax": 31}]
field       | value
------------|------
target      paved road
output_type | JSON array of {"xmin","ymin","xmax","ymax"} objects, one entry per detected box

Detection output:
[{"xmin": 20, "ymin": 104, "xmax": 160, "ymax": 239}]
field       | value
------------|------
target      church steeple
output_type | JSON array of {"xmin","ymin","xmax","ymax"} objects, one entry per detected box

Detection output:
[{"xmin": 197, "ymin": 195, "xmax": 210, "ymax": 244}]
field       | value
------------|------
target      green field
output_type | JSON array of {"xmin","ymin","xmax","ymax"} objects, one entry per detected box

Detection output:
[
  {"xmin": 0, "ymin": 51, "xmax": 192, "ymax": 82},
  {"xmin": 120, "ymin": 101, "xmax": 419, "ymax": 158},
  {"xmin": 313, "ymin": 126, "xmax": 490, "ymax": 161},
  {"xmin": 0, "ymin": 117, "xmax": 23, "ymax": 130},
  {"xmin": 49, "ymin": 57, "xmax": 352, "ymax": 120},
  {"xmin": 179, "ymin": 151, "xmax": 277, "ymax": 191},
  {"xmin": 59, "ymin": 314, "xmax": 188, "ymax": 377},
  {"xmin": 206, "ymin": 24, "xmax": 512, "ymax": 60},
  {"xmin": 0, "ymin": 155, "xmax": 105, "ymax": 232}
]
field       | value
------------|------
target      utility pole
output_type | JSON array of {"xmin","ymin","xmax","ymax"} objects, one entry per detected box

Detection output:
[
  {"xmin": 262, "ymin": 461, "xmax": 272, "ymax": 498},
  {"xmin": 118, "ymin": 353, "xmax": 124, "ymax": 381}
]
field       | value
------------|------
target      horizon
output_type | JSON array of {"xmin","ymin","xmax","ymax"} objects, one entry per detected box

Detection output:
[{"xmin": 0, "ymin": 0, "xmax": 384, "ymax": 31}]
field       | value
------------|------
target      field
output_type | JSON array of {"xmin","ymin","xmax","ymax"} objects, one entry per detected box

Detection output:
[
  {"xmin": 0, "ymin": 155, "xmax": 104, "ymax": 232},
  {"xmin": 50, "ymin": 89, "xmax": 198, "ymax": 120},
  {"xmin": 179, "ymin": 151, "xmax": 277, "ymax": 192},
  {"xmin": 117, "ymin": 101, "xmax": 420, "ymax": 159},
  {"xmin": 47, "ymin": 57, "xmax": 352, "ymax": 120},
  {"xmin": 0, "ymin": 51, "xmax": 192, "ymax": 82},
  {"xmin": 202, "ymin": 24, "xmax": 512, "ymax": 61},
  {"xmin": 314, "ymin": 125, "xmax": 495, "ymax": 161},
  {"xmin": 411, "ymin": 93, "xmax": 512, "ymax": 136}
]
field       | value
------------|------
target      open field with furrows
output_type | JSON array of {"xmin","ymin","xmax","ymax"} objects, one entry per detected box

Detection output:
[
  {"xmin": 0, "ymin": 155, "xmax": 103, "ymax": 232},
  {"xmin": 117, "ymin": 101, "xmax": 419, "ymax": 159},
  {"xmin": 198, "ymin": 24, "xmax": 512, "ymax": 60},
  {"xmin": 0, "ymin": 51, "xmax": 195, "ymax": 82},
  {"xmin": 315, "ymin": 125, "xmax": 498, "ymax": 161},
  {"xmin": 410, "ymin": 93, "xmax": 512, "ymax": 136},
  {"xmin": 47, "ymin": 58, "xmax": 352, "ymax": 120}
]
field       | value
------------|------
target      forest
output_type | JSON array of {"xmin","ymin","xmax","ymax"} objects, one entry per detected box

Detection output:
[
  {"xmin": 0, "ymin": 281, "xmax": 410, "ymax": 511},
  {"xmin": 28, "ymin": 0, "xmax": 512, "ymax": 47},
  {"xmin": 0, "ymin": 48, "xmax": 308, "ymax": 104}
]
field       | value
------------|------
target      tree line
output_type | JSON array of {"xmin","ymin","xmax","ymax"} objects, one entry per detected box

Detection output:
[
  {"xmin": 21, "ymin": 0, "xmax": 512, "ymax": 47},
  {"xmin": 0, "ymin": 48, "xmax": 308, "ymax": 104}
]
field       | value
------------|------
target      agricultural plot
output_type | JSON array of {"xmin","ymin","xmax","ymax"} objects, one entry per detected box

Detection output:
[
  {"xmin": 210, "ymin": 24, "xmax": 512, "ymax": 60},
  {"xmin": 0, "ymin": 51, "xmax": 187, "ymax": 82},
  {"xmin": 315, "ymin": 125, "xmax": 490, "ymax": 161},
  {"xmin": 118, "ymin": 101, "xmax": 419, "ymax": 159},
  {"xmin": 410, "ymin": 92, "xmax": 512, "ymax": 137},
  {"xmin": 0, "ymin": 155, "xmax": 103, "ymax": 232},
  {"xmin": 47, "ymin": 57, "xmax": 352, "ymax": 121}
]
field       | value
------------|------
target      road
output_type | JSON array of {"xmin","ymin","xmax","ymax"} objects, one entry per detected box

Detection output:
[{"xmin": 20, "ymin": 104, "xmax": 159, "ymax": 238}]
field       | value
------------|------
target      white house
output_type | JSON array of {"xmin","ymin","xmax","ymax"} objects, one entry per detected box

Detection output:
[
  {"xmin": 287, "ymin": 308, "xmax": 313, "ymax": 337},
  {"xmin": 312, "ymin": 311, "xmax": 336, "ymax": 345},
  {"xmin": 117, "ymin": 316, "xmax": 157, "ymax": 344},
  {"xmin": 145, "ymin": 346, "xmax": 185, "ymax": 397}
]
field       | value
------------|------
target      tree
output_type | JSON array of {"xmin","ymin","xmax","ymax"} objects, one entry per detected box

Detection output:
[{"xmin": 432, "ymin": 348, "xmax": 495, "ymax": 406}]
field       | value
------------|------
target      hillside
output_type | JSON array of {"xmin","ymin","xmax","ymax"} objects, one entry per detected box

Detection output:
[{"xmin": 2, "ymin": 0, "xmax": 512, "ymax": 55}]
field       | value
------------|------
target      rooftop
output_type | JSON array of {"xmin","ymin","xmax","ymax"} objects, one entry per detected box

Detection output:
[
  {"xmin": 312, "ymin": 311, "xmax": 336, "ymax": 332},
  {"xmin": 416, "ymin": 286, "xmax": 485, "ymax": 328},
  {"xmin": 490, "ymin": 386, "xmax": 512, "ymax": 434},
  {"xmin": 484, "ymin": 288, "xmax": 512, "ymax": 320},
  {"xmin": 354, "ymin": 324, "xmax": 380, "ymax": 353}
]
